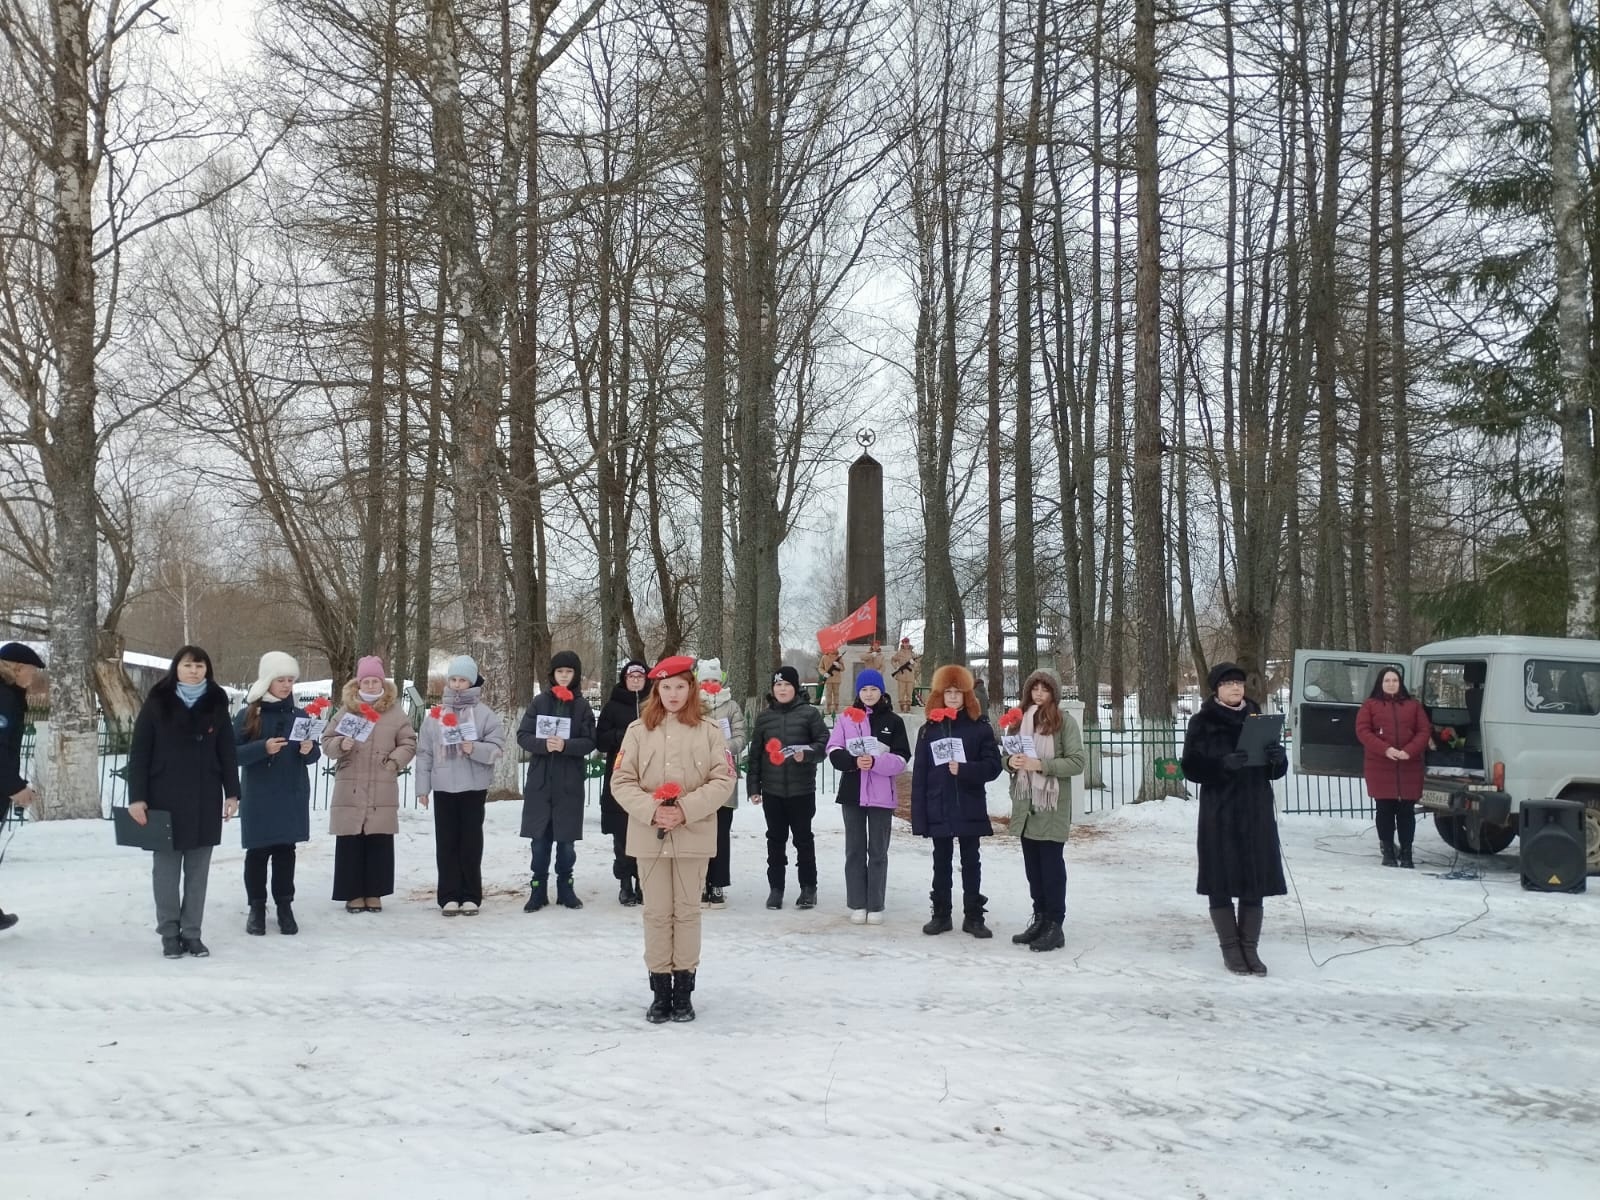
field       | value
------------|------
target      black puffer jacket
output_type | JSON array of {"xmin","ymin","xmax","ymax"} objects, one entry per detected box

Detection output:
[
  {"xmin": 596, "ymin": 661, "xmax": 650, "ymax": 836},
  {"xmin": 745, "ymin": 696, "xmax": 829, "ymax": 799},
  {"xmin": 1181, "ymin": 696, "xmax": 1288, "ymax": 899}
]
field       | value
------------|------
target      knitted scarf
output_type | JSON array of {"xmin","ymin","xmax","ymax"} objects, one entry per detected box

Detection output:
[
  {"xmin": 441, "ymin": 685, "xmax": 482, "ymax": 760},
  {"xmin": 1022, "ymin": 706, "xmax": 1060, "ymax": 811}
]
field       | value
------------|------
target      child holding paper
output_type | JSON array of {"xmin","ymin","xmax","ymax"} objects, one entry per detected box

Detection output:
[
  {"xmin": 234, "ymin": 651, "xmax": 320, "ymax": 936},
  {"xmin": 825, "ymin": 668, "xmax": 908, "ymax": 924},
  {"xmin": 1002, "ymin": 670, "xmax": 1085, "ymax": 953},
  {"xmin": 322, "ymin": 655, "xmax": 416, "ymax": 913},
  {"xmin": 416, "ymin": 654, "xmax": 506, "ymax": 915},
  {"xmin": 910, "ymin": 664, "xmax": 1002, "ymax": 938},
  {"xmin": 745, "ymin": 665, "xmax": 829, "ymax": 910},
  {"xmin": 516, "ymin": 650, "xmax": 597, "ymax": 912}
]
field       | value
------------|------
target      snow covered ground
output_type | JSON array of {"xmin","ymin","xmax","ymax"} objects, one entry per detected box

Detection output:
[{"xmin": 2, "ymin": 795, "xmax": 1596, "ymax": 1199}]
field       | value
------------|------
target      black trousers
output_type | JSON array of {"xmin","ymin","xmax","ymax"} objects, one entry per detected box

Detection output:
[
  {"xmin": 332, "ymin": 834, "xmax": 395, "ymax": 901},
  {"xmin": 1374, "ymin": 799, "xmax": 1416, "ymax": 849},
  {"xmin": 707, "ymin": 806, "xmax": 734, "ymax": 888},
  {"xmin": 763, "ymin": 793, "xmax": 817, "ymax": 890},
  {"xmin": 434, "ymin": 789, "xmax": 487, "ymax": 906},
  {"xmin": 243, "ymin": 843, "xmax": 297, "ymax": 905},
  {"xmin": 931, "ymin": 834, "xmax": 982, "ymax": 902},
  {"xmin": 1020, "ymin": 837, "xmax": 1067, "ymax": 922},
  {"xmin": 609, "ymin": 824, "xmax": 638, "ymax": 884}
]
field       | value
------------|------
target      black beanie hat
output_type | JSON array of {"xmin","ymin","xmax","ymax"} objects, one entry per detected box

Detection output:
[
  {"xmin": 0, "ymin": 642, "xmax": 45, "ymax": 669},
  {"xmin": 772, "ymin": 665, "xmax": 802, "ymax": 691},
  {"xmin": 1207, "ymin": 661, "xmax": 1247, "ymax": 693}
]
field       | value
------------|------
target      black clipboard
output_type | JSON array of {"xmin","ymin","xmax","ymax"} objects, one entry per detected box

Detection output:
[
  {"xmin": 113, "ymin": 807, "xmax": 173, "ymax": 851},
  {"xmin": 1236, "ymin": 714, "xmax": 1286, "ymax": 767}
]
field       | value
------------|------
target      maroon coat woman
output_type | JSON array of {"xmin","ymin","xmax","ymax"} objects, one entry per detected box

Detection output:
[{"xmin": 1355, "ymin": 668, "xmax": 1430, "ymax": 868}]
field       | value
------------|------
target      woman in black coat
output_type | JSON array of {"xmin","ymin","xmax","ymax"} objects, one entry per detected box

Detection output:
[
  {"xmin": 516, "ymin": 650, "xmax": 597, "ymax": 912},
  {"xmin": 910, "ymin": 664, "xmax": 1003, "ymax": 938},
  {"xmin": 595, "ymin": 658, "xmax": 650, "ymax": 907},
  {"xmin": 1181, "ymin": 661, "xmax": 1288, "ymax": 977},
  {"xmin": 126, "ymin": 645, "xmax": 241, "ymax": 960},
  {"xmin": 0, "ymin": 642, "xmax": 45, "ymax": 932}
]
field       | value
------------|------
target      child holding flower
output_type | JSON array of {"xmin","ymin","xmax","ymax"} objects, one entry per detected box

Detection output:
[
  {"xmin": 824, "ymin": 668, "xmax": 909, "ymax": 924},
  {"xmin": 322, "ymin": 656, "xmax": 416, "ymax": 913},
  {"xmin": 609, "ymin": 657, "xmax": 736, "ymax": 1023},
  {"xmin": 416, "ymin": 655, "xmax": 506, "ymax": 914},
  {"xmin": 516, "ymin": 651, "xmax": 597, "ymax": 912},
  {"xmin": 910, "ymin": 664, "xmax": 1002, "ymax": 938},
  {"xmin": 1002, "ymin": 670, "xmax": 1085, "ymax": 953}
]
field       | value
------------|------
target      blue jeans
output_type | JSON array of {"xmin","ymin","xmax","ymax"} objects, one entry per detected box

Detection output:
[{"xmin": 529, "ymin": 828, "xmax": 576, "ymax": 881}]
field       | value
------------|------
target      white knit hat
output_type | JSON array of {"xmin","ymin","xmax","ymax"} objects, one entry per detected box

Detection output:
[
  {"xmin": 247, "ymin": 651, "xmax": 301, "ymax": 703},
  {"xmin": 697, "ymin": 657, "xmax": 723, "ymax": 687}
]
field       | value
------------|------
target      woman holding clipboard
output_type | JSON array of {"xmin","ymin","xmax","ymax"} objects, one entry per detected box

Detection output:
[{"xmin": 1180, "ymin": 662, "xmax": 1288, "ymax": 977}]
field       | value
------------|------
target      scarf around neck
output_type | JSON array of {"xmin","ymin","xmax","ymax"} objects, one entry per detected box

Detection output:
[
  {"xmin": 1022, "ymin": 706, "xmax": 1059, "ymax": 812},
  {"xmin": 441, "ymin": 685, "xmax": 481, "ymax": 759},
  {"xmin": 175, "ymin": 680, "xmax": 208, "ymax": 708}
]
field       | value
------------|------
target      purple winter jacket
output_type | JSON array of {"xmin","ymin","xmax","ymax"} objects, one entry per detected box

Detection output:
[{"xmin": 825, "ymin": 699, "xmax": 910, "ymax": 808}]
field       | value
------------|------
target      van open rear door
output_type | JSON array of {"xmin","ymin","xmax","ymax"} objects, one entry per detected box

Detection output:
[{"xmin": 1291, "ymin": 650, "xmax": 1410, "ymax": 776}]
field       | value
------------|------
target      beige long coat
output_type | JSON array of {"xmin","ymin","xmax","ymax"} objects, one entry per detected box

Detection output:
[
  {"xmin": 321, "ymin": 680, "xmax": 417, "ymax": 836},
  {"xmin": 611, "ymin": 715, "xmax": 735, "ymax": 860}
]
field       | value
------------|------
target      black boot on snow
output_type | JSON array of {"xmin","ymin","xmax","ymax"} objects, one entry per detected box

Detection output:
[
  {"xmin": 646, "ymin": 973, "xmax": 673, "ymax": 1024},
  {"xmin": 765, "ymin": 888, "xmax": 784, "ymax": 910},
  {"xmin": 1236, "ymin": 903, "xmax": 1268, "ymax": 977},
  {"xmin": 1210, "ymin": 906, "xmax": 1250, "ymax": 975},
  {"xmin": 523, "ymin": 879, "xmax": 547, "ymax": 912},
  {"xmin": 1398, "ymin": 847, "xmax": 1414, "ymax": 869},
  {"xmin": 922, "ymin": 890, "xmax": 953, "ymax": 935},
  {"xmin": 1029, "ymin": 920, "xmax": 1066, "ymax": 953},
  {"xmin": 1012, "ymin": 912, "xmax": 1045, "ymax": 945},
  {"xmin": 0, "ymin": 908, "xmax": 18, "ymax": 932},
  {"xmin": 246, "ymin": 903, "xmax": 266, "ymax": 936},
  {"xmin": 557, "ymin": 875, "xmax": 583, "ymax": 909},
  {"xmin": 795, "ymin": 887, "xmax": 817, "ymax": 909},
  {"xmin": 671, "ymin": 969, "xmax": 697, "ymax": 1023},
  {"xmin": 277, "ymin": 903, "xmax": 299, "ymax": 935},
  {"xmin": 1380, "ymin": 841, "xmax": 1398, "ymax": 867},
  {"xmin": 961, "ymin": 893, "xmax": 993, "ymax": 939}
]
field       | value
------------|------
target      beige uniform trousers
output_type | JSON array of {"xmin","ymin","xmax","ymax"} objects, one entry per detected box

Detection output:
[{"xmin": 639, "ymin": 854, "xmax": 711, "ymax": 973}]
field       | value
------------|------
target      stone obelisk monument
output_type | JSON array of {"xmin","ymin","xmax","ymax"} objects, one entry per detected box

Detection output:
[{"xmin": 839, "ymin": 430, "xmax": 887, "ymax": 695}]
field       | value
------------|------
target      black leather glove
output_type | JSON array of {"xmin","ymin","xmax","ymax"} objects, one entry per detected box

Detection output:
[
  {"xmin": 1264, "ymin": 744, "xmax": 1288, "ymax": 770},
  {"xmin": 1221, "ymin": 751, "xmax": 1248, "ymax": 772}
]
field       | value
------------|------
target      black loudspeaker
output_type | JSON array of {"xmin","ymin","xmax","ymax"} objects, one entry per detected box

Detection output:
[{"xmin": 1519, "ymin": 800, "xmax": 1587, "ymax": 894}]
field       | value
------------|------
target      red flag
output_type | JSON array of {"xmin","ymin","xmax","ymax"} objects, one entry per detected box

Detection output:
[{"xmin": 816, "ymin": 596, "xmax": 879, "ymax": 654}]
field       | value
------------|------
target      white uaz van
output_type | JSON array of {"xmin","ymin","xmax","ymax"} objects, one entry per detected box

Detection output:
[{"xmin": 1291, "ymin": 636, "xmax": 1600, "ymax": 870}]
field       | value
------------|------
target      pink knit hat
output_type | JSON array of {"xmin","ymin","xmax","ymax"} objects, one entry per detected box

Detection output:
[{"xmin": 355, "ymin": 655, "xmax": 386, "ymax": 681}]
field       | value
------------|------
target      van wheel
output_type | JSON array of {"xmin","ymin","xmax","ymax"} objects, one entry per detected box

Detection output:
[{"xmin": 1433, "ymin": 812, "xmax": 1517, "ymax": 856}]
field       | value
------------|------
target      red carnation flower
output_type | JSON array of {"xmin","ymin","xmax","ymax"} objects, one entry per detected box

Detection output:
[
  {"xmin": 429, "ymin": 706, "xmax": 442, "ymax": 721},
  {"xmin": 653, "ymin": 782, "xmax": 683, "ymax": 802},
  {"xmin": 766, "ymin": 736, "xmax": 784, "ymax": 765},
  {"xmin": 442, "ymin": 712, "xmax": 458, "ymax": 727},
  {"xmin": 551, "ymin": 685, "xmax": 574, "ymax": 702},
  {"xmin": 359, "ymin": 704, "xmax": 380, "ymax": 721},
  {"xmin": 843, "ymin": 706, "xmax": 867, "ymax": 723},
  {"xmin": 702, "ymin": 681, "xmax": 723, "ymax": 695},
  {"xmin": 1001, "ymin": 707, "xmax": 1025, "ymax": 730}
]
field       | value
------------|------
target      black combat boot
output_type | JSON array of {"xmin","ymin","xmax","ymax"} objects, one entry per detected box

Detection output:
[
  {"xmin": 556, "ymin": 875, "xmax": 583, "ymax": 909},
  {"xmin": 646, "ymin": 973, "xmax": 673, "ymax": 1024},
  {"xmin": 671, "ymin": 969, "xmax": 697, "ymax": 1022},
  {"xmin": 246, "ymin": 903, "xmax": 266, "ymax": 936},
  {"xmin": 1029, "ymin": 920, "xmax": 1066, "ymax": 953},
  {"xmin": 1012, "ymin": 912, "xmax": 1046, "ymax": 945},
  {"xmin": 961, "ymin": 893, "xmax": 993, "ymax": 939},
  {"xmin": 1380, "ymin": 840, "xmax": 1398, "ymax": 867},
  {"xmin": 523, "ymin": 878, "xmax": 547, "ymax": 912},
  {"xmin": 276, "ymin": 903, "xmax": 299, "ymax": 935},
  {"xmin": 922, "ymin": 890, "xmax": 953, "ymax": 935}
]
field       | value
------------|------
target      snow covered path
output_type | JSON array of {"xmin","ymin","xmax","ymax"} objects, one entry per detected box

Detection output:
[{"xmin": 2, "ymin": 799, "xmax": 1595, "ymax": 1199}]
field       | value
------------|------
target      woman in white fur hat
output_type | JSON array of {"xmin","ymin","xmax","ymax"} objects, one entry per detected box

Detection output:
[{"xmin": 234, "ymin": 651, "xmax": 320, "ymax": 936}]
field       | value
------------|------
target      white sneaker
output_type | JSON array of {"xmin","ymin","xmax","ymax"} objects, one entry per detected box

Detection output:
[
  {"xmin": 848, "ymin": 909, "xmax": 867, "ymax": 925},
  {"xmin": 461, "ymin": 901, "xmax": 480, "ymax": 915},
  {"xmin": 442, "ymin": 901, "xmax": 461, "ymax": 916},
  {"xmin": 866, "ymin": 911, "xmax": 884, "ymax": 925}
]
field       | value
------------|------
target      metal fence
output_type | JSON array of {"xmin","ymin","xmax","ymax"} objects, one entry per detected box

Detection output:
[
  {"xmin": 4, "ymin": 709, "xmax": 1364, "ymax": 829},
  {"xmin": 1079, "ymin": 720, "xmax": 1369, "ymax": 816}
]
